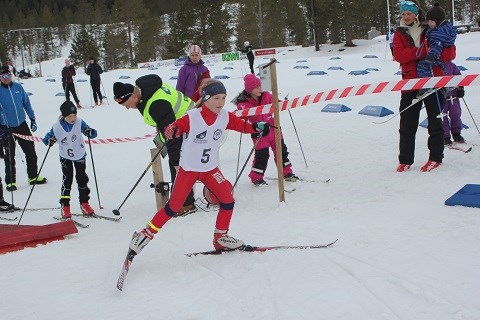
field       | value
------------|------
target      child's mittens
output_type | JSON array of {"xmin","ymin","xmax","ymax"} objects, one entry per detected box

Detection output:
[
  {"xmin": 83, "ymin": 127, "xmax": 97, "ymax": 138},
  {"xmin": 424, "ymin": 54, "xmax": 436, "ymax": 64},
  {"xmin": 163, "ymin": 124, "xmax": 179, "ymax": 140}
]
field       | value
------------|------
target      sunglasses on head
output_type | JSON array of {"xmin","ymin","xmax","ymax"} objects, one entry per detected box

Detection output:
[
  {"xmin": 114, "ymin": 93, "xmax": 132, "ymax": 103},
  {"xmin": 1, "ymin": 73, "xmax": 11, "ymax": 79}
]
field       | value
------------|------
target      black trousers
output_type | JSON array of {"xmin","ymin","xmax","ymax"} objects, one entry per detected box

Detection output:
[
  {"xmin": 2, "ymin": 121, "xmax": 39, "ymax": 184},
  {"xmin": 248, "ymin": 58, "xmax": 255, "ymax": 74},
  {"xmin": 63, "ymin": 81, "xmax": 80, "ymax": 103},
  {"xmin": 90, "ymin": 79, "xmax": 102, "ymax": 103},
  {"xmin": 398, "ymin": 90, "xmax": 445, "ymax": 165},
  {"xmin": 60, "ymin": 157, "xmax": 90, "ymax": 205},
  {"xmin": 167, "ymin": 137, "xmax": 195, "ymax": 206}
]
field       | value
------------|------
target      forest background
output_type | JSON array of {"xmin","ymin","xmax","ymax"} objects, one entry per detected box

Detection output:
[{"xmin": 0, "ymin": 0, "xmax": 479, "ymax": 72}]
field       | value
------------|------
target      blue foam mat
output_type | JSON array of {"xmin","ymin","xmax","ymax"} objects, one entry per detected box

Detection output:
[{"xmin": 445, "ymin": 184, "xmax": 480, "ymax": 208}]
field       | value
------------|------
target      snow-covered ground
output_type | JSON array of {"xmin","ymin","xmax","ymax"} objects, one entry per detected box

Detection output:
[{"xmin": 1, "ymin": 33, "xmax": 480, "ymax": 320}]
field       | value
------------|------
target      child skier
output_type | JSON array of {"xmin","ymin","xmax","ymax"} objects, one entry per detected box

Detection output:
[
  {"xmin": 417, "ymin": 3, "xmax": 457, "ymax": 81},
  {"xmin": 42, "ymin": 101, "xmax": 98, "ymax": 219},
  {"xmin": 128, "ymin": 79, "xmax": 270, "ymax": 255},
  {"xmin": 443, "ymin": 61, "xmax": 466, "ymax": 145},
  {"xmin": 234, "ymin": 74, "xmax": 298, "ymax": 186}
]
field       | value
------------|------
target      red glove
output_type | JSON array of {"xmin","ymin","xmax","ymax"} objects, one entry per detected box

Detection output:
[{"xmin": 163, "ymin": 124, "xmax": 178, "ymax": 140}]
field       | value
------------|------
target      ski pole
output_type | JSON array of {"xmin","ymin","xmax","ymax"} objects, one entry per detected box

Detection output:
[
  {"xmin": 233, "ymin": 135, "xmax": 261, "ymax": 189},
  {"xmin": 17, "ymin": 144, "xmax": 52, "ymax": 224},
  {"xmin": 87, "ymin": 135, "xmax": 103, "ymax": 209},
  {"xmin": 101, "ymin": 81, "xmax": 109, "ymax": 105},
  {"xmin": 284, "ymin": 94, "xmax": 308, "ymax": 168},
  {"xmin": 113, "ymin": 143, "xmax": 166, "ymax": 216},
  {"xmin": 461, "ymin": 97, "xmax": 480, "ymax": 135},
  {"xmin": 235, "ymin": 133, "xmax": 243, "ymax": 179}
]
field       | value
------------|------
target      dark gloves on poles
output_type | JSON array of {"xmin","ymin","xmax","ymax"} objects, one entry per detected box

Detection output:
[
  {"xmin": 457, "ymin": 87, "xmax": 465, "ymax": 98},
  {"xmin": 253, "ymin": 121, "xmax": 270, "ymax": 137}
]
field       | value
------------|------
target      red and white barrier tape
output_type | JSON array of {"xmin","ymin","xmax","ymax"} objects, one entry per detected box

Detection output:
[
  {"xmin": 233, "ymin": 74, "xmax": 480, "ymax": 117},
  {"xmin": 12, "ymin": 132, "xmax": 156, "ymax": 144}
]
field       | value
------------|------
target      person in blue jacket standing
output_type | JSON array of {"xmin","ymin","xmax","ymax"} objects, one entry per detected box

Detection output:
[{"xmin": 0, "ymin": 65, "xmax": 47, "ymax": 191}]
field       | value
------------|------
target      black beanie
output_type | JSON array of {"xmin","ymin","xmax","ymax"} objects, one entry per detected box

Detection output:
[
  {"xmin": 60, "ymin": 101, "xmax": 77, "ymax": 117},
  {"xmin": 426, "ymin": 3, "xmax": 446, "ymax": 26},
  {"xmin": 113, "ymin": 82, "xmax": 134, "ymax": 104}
]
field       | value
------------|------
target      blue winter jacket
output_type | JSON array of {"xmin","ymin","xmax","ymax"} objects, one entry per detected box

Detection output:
[
  {"xmin": 0, "ymin": 82, "xmax": 36, "ymax": 127},
  {"xmin": 426, "ymin": 21, "xmax": 457, "ymax": 60}
]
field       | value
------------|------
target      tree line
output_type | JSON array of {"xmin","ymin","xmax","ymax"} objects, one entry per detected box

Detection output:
[{"xmin": 0, "ymin": 0, "xmax": 478, "ymax": 72}]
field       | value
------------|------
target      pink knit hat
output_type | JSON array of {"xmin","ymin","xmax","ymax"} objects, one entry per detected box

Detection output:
[
  {"xmin": 244, "ymin": 74, "xmax": 261, "ymax": 92},
  {"xmin": 189, "ymin": 45, "xmax": 202, "ymax": 55}
]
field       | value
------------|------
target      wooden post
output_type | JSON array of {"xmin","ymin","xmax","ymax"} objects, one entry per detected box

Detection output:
[
  {"xmin": 150, "ymin": 148, "xmax": 169, "ymax": 210},
  {"xmin": 269, "ymin": 58, "xmax": 285, "ymax": 202}
]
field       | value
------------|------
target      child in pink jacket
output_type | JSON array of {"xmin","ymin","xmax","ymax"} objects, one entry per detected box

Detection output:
[{"xmin": 234, "ymin": 74, "xmax": 298, "ymax": 185}]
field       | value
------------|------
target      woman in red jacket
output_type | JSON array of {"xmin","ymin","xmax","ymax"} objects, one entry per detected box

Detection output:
[
  {"xmin": 127, "ymin": 80, "xmax": 269, "ymax": 255},
  {"xmin": 393, "ymin": 0, "xmax": 456, "ymax": 172}
]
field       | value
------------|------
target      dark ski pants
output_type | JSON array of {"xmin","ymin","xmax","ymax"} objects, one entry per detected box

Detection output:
[
  {"xmin": 398, "ymin": 90, "xmax": 445, "ymax": 165},
  {"xmin": 90, "ymin": 79, "xmax": 102, "ymax": 103},
  {"xmin": 60, "ymin": 157, "xmax": 90, "ymax": 205},
  {"xmin": 248, "ymin": 59, "xmax": 255, "ymax": 74},
  {"xmin": 63, "ymin": 82, "xmax": 80, "ymax": 104},
  {"xmin": 3, "ymin": 121, "xmax": 39, "ymax": 184}
]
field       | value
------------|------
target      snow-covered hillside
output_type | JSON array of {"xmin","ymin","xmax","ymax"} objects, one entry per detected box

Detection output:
[{"xmin": 1, "ymin": 33, "xmax": 480, "ymax": 320}]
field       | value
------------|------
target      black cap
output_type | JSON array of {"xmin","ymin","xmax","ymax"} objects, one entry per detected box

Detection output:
[
  {"xmin": 113, "ymin": 82, "xmax": 134, "ymax": 104},
  {"xmin": 60, "ymin": 101, "xmax": 77, "ymax": 117},
  {"xmin": 0, "ymin": 65, "xmax": 10, "ymax": 75},
  {"xmin": 426, "ymin": 3, "xmax": 446, "ymax": 26}
]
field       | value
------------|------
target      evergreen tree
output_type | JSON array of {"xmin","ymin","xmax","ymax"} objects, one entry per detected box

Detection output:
[
  {"xmin": 69, "ymin": 27, "xmax": 99, "ymax": 67},
  {"xmin": 135, "ymin": 17, "xmax": 165, "ymax": 63}
]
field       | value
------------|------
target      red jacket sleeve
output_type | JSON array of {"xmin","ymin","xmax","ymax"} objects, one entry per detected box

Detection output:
[
  {"xmin": 172, "ymin": 114, "xmax": 190, "ymax": 136},
  {"xmin": 226, "ymin": 112, "xmax": 257, "ymax": 134}
]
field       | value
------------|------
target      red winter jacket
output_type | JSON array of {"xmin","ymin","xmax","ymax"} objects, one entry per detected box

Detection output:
[{"xmin": 393, "ymin": 26, "xmax": 456, "ymax": 80}]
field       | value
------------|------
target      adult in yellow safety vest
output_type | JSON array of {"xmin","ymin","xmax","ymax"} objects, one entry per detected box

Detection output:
[{"xmin": 113, "ymin": 74, "xmax": 196, "ymax": 216}]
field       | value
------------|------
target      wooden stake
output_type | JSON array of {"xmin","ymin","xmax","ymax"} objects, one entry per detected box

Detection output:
[{"xmin": 150, "ymin": 148, "xmax": 169, "ymax": 210}]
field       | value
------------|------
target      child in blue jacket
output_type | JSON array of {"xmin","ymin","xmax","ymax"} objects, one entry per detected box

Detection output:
[{"xmin": 43, "ymin": 101, "xmax": 97, "ymax": 219}]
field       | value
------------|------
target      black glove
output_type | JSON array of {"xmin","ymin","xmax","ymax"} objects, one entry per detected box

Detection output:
[
  {"xmin": 48, "ymin": 137, "xmax": 57, "ymax": 146},
  {"xmin": 0, "ymin": 127, "xmax": 12, "ymax": 141},
  {"xmin": 253, "ymin": 122, "xmax": 270, "ymax": 137},
  {"xmin": 457, "ymin": 87, "xmax": 465, "ymax": 98},
  {"xmin": 84, "ymin": 127, "xmax": 93, "ymax": 138}
]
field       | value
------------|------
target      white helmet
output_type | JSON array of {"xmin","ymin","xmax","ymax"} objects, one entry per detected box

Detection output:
[{"xmin": 244, "ymin": 41, "xmax": 250, "ymax": 47}]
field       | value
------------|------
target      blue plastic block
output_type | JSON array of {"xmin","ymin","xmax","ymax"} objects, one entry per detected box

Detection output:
[
  {"xmin": 395, "ymin": 71, "xmax": 402, "ymax": 75},
  {"xmin": 55, "ymin": 92, "xmax": 65, "ymax": 96},
  {"xmin": 223, "ymin": 67, "xmax": 234, "ymax": 69},
  {"xmin": 77, "ymin": 79, "xmax": 87, "ymax": 82},
  {"xmin": 358, "ymin": 105, "xmax": 394, "ymax": 117},
  {"xmin": 45, "ymin": 78, "xmax": 56, "ymax": 82},
  {"xmin": 349, "ymin": 70, "xmax": 369, "ymax": 75},
  {"xmin": 420, "ymin": 118, "xmax": 469, "ymax": 129},
  {"xmin": 365, "ymin": 68, "xmax": 380, "ymax": 71},
  {"xmin": 457, "ymin": 66, "xmax": 467, "ymax": 71},
  {"xmin": 363, "ymin": 55, "xmax": 378, "ymax": 58},
  {"xmin": 296, "ymin": 60, "xmax": 307, "ymax": 63},
  {"xmin": 119, "ymin": 75, "xmax": 130, "ymax": 79},
  {"xmin": 169, "ymin": 76, "xmax": 178, "ymax": 80},
  {"xmin": 328, "ymin": 66, "xmax": 344, "ymax": 70},
  {"xmin": 307, "ymin": 71, "xmax": 328, "ymax": 75},
  {"xmin": 466, "ymin": 56, "xmax": 480, "ymax": 61},
  {"xmin": 293, "ymin": 65, "xmax": 309, "ymax": 69},
  {"xmin": 445, "ymin": 184, "xmax": 480, "ymax": 208},
  {"xmin": 321, "ymin": 104, "xmax": 351, "ymax": 113},
  {"xmin": 329, "ymin": 56, "xmax": 341, "ymax": 60},
  {"xmin": 213, "ymin": 75, "xmax": 230, "ymax": 79}
]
